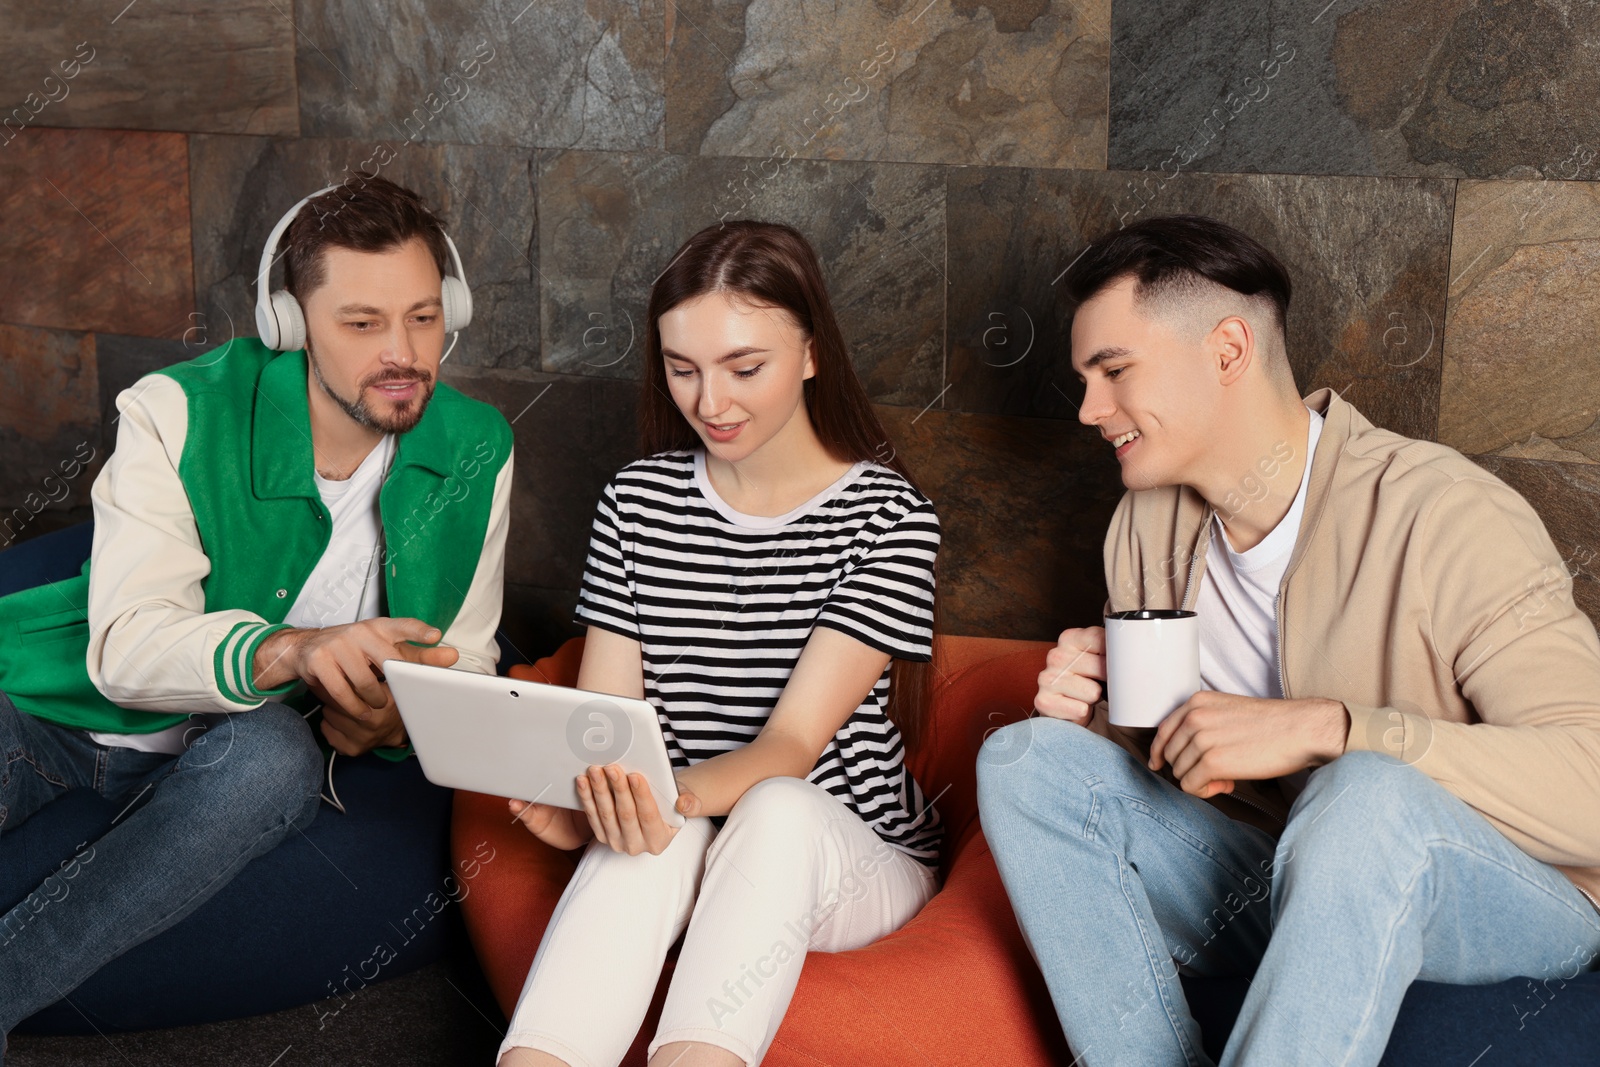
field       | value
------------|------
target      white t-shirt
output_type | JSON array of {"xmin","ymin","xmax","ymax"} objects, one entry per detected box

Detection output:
[
  {"xmin": 284, "ymin": 432, "xmax": 395, "ymax": 631},
  {"xmin": 88, "ymin": 434, "xmax": 395, "ymax": 754},
  {"xmin": 1195, "ymin": 408, "xmax": 1324, "ymax": 800}
]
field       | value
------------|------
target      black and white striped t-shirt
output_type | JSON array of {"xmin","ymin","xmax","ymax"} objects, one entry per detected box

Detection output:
[{"xmin": 575, "ymin": 449, "xmax": 944, "ymax": 867}]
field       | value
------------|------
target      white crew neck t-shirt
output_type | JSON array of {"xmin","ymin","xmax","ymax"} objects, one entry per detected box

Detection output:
[
  {"xmin": 88, "ymin": 433, "xmax": 396, "ymax": 754},
  {"xmin": 285, "ymin": 431, "xmax": 396, "ymax": 630},
  {"xmin": 1195, "ymin": 408, "xmax": 1324, "ymax": 799}
]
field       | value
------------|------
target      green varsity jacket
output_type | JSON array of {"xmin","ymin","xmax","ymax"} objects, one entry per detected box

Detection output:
[{"xmin": 0, "ymin": 338, "xmax": 514, "ymax": 760}]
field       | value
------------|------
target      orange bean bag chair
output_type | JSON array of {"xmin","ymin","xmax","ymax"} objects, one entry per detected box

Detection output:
[{"xmin": 451, "ymin": 634, "xmax": 1069, "ymax": 1064}]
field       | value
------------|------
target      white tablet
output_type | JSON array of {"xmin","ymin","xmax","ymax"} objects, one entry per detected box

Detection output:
[{"xmin": 383, "ymin": 659, "xmax": 684, "ymax": 827}]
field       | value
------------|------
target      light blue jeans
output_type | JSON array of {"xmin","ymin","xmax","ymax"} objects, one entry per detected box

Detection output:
[
  {"xmin": 976, "ymin": 717, "xmax": 1600, "ymax": 1067},
  {"xmin": 0, "ymin": 692, "xmax": 323, "ymax": 1057}
]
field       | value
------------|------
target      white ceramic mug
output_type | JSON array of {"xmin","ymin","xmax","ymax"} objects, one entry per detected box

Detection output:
[{"xmin": 1104, "ymin": 609, "xmax": 1201, "ymax": 728}]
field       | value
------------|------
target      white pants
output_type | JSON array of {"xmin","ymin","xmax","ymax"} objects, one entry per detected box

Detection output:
[{"xmin": 498, "ymin": 776, "xmax": 939, "ymax": 1066}]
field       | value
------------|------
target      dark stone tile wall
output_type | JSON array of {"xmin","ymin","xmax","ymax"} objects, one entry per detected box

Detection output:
[
  {"xmin": 665, "ymin": 0, "xmax": 1111, "ymax": 168},
  {"xmin": 0, "ymin": 3, "xmax": 298, "ymax": 137},
  {"xmin": 0, "ymin": 129, "xmax": 194, "ymax": 337},
  {"xmin": 296, "ymin": 0, "xmax": 665, "ymax": 152},
  {"xmin": 0, "ymin": 324, "xmax": 102, "ymax": 548},
  {"xmin": 445, "ymin": 371, "xmax": 641, "ymax": 594},
  {"xmin": 944, "ymin": 167, "xmax": 1454, "ymax": 439},
  {"xmin": 2, "ymin": 0, "xmax": 1598, "ymax": 651},
  {"xmin": 1110, "ymin": 0, "xmax": 1600, "ymax": 180},
  {"xmin": 1440, "ymin": 178, "xmax": 1600, "ymax": 463}
]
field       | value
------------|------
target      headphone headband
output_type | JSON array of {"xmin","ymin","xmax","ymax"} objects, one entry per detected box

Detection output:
[
  {"xmin": 253, "ymin": 183, "xmax": 471, "ymax": 359},
  {"xmin": 253, "ymin": 184, "xmax": 337, "ymax": 335}
]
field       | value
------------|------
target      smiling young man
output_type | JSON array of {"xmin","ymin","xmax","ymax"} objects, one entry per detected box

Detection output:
[
  {"xmin": 0, "ymin": 177, "xmax": 512, "ymax": 1044},
  {"xmin": 976, "ymin": 214, "xmax": 1600, "ymax": 1066}
]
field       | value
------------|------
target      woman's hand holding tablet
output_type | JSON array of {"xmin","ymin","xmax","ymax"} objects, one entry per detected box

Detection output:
[
  {"xmin": 506, "ymin": 794, "xmax": 593, "ymax": 851},
  {"xmin": 511, "ymin": 764, "xmax": 703, "ymax": 855},
  {"xmin": 508, "ymin": 764, "xmax": 704, "ymax": 857}
]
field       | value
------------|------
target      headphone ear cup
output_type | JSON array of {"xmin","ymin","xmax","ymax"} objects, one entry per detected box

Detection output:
[
  {"xmin": 269, "ymin": 289, "xmax": 307, "ymax": 352},
  {"xmin": 254, "ymin": 293, "xmax": 281, "ymax": 350},
  {"xmin": 440, "ymin": 274, "xmax": 473, "ymax": 334}
]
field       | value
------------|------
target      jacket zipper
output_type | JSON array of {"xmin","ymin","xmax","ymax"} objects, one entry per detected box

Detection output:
[
  {"xmin": 1183, "ymin": 551, "xmax": 1201, "ymax": 610},
  {"xmin": 1181, "ymin": 520, "xmax": 1210, "ymax": 610},
  {"xmin": 1224, "ymin": 782, "xmax": 1285, "ymax": 826},
  {"xmin": 1277, "ymin": 587, "xmax": 1290, "ymax": 701}
]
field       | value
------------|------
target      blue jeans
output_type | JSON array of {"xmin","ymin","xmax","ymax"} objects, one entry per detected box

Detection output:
[
  {"xmin": 976, "ymin": 718, "xmax": 1600, "ymax": 1067},
  {"xmin": 0, "ymin": 691, "xmax": 322, "ymax": 1053}
]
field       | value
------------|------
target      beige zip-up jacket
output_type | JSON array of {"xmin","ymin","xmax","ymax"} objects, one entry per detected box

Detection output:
[{"xmin": 1089, "ymin": 388, "xmax": 1600, "ymax": 906}]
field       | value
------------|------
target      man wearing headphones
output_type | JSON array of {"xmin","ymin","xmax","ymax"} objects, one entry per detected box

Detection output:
[{"xmin": 0, "ymin": 177, "xmax": 513, "ymax": 1042}]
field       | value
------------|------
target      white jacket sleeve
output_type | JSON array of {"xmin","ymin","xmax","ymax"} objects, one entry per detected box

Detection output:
[
  {"xmin": 86, "ymin": 375, "xmax": 296, "ymax": 713},
  {"xmin": 436, "ymin": 448, "xmax": 512, "ymax": 675}
]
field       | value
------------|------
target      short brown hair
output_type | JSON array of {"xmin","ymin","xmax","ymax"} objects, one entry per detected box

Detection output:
[{"xmin": 281, "ymin": 176, "xmax": 450, "ymax": 302}]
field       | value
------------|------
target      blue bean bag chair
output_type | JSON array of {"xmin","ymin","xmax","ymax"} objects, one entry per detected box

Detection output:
[
  {"xmin": 1182, "ymin": 971, "xmax": 1600, "ymax": 1066},
  {"xmin": 0, "ymin": 523, "xmax": 510, "ymax": 1033}
]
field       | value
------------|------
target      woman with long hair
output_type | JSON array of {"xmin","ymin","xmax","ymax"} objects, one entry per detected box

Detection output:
[{"xmin": 498, "ymin": 221, "xmax": 944, "ymax": 1067}]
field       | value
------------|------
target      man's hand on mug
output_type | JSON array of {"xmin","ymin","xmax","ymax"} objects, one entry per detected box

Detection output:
[
  {"xmin": 252, "ymin": 618, "xmax": 459, "ymax": 756},
  {"xmin": 1034, "ymin": 626, "xmax": 1107, "ymax": 725}
]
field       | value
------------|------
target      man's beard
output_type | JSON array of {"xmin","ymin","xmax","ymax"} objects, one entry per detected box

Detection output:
[{"xmin": 308, "ymin": 347, "xmax": 436, "ymax": 434}]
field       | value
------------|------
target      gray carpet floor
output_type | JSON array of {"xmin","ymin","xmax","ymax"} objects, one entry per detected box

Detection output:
[{"xmin": 8, "ymin": 957, "xmax": 507, "ymax": 1066}]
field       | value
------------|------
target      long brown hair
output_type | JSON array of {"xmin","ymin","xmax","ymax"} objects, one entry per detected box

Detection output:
[{"xmin": 639, "ymin": 221, "xmax": 939, "ymax": 751}]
